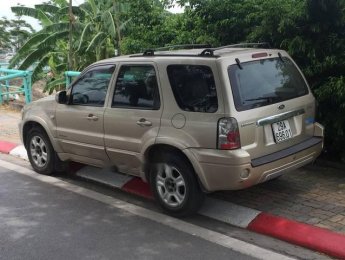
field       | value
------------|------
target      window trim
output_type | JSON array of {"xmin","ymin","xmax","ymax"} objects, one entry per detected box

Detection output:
[
  {"xmin": 111, "ymin": 64, "xmax": 161, "ymax": 110},
  {"xmin": 68, "ymin": 64, "xmax": 116, "ymax": 107}
]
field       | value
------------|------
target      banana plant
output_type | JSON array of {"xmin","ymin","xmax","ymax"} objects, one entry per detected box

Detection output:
[
  {"xmin": 9, "ymin": 0, "xmax": 73, "ymax": 90},
  {"xmin": 76, "ymin": 0, "xmax": 131, "ymax": 61}
]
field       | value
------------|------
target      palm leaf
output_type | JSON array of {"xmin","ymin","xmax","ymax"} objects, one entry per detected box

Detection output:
[
  {"xmin": 77, "ymin": 22, "xmax": 92, "ymax": 51},
  {"xmin": 86, "ymin": 32, "xmax": 107, "ymax": 52},
  {"xmin": 87, "ymin": 0, "xmax": 98, "ymax": 16},
  {"xmin": 35, "ymin": 4, "xmax": 59, "ymax": 14},
  {"xmin": 102, "ymin": 11, "xmax": 116, "ymax": 39},
  {"xmin": 56, "ymin": 63, "xmax": 68, "ymax": 72},
  {"xmin": 17, "ymin": 33, "xmax": 50, "ymax": 55},
  {"xmin": 42, "ymin": 22, "xmax": 70, "ymax": 33},
  {"xmin": 36, "ymin": 31, "xmax": 69, "ymax": 50},
  {"xmin": 79, "ymin": 4, "xmax": 94, "ymax": 20},
  {"xmin": 120, "ymin": 18, "xmax": 132, "ymax": 31},
  {"xmin": 57, "ymin": 6, "xmax": 85, "ymax": 19},
  {"xmin": 46, "ymin": 77, "xmax": 66, "ymax": 94},
  {"xmin": 11, "ymin": 6, "xmax": 53, "ymax": 26},
  {"xmin": 8, "ymin": 33, "xmax": 50, "ymax": 68},
  {"xmin": 52, "ymin": 0, "xmax": 68, "ymax": 8},
  {"xmin": 19, "ymin": 47, "xmax": 51, "ymax": 70},
  {"xmin": 31, "ymin": 55, "xmax": 50, "ymax": 83}
]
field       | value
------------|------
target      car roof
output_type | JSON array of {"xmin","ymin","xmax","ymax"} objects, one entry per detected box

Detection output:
[{"xmin": 93, "ymin": 47, "xmax": 281, "ymax": 65}]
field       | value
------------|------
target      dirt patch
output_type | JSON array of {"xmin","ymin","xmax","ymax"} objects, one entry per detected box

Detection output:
[
  {"xmin": 1, "ymin": 79, "xmax": 50, "ymax": 111},
  {"xmin": 31, "ymin": 80, "xmax": 49, "ymax": 101}
]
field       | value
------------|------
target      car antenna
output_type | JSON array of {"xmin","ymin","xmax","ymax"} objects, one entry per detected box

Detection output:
[
  {"xmin": 235, "ymin": 58, "xmax": 243, "ymax": 69},
  {"xmin": 278, "ymin": 52, "xmax": 284, "ymax": 62}
]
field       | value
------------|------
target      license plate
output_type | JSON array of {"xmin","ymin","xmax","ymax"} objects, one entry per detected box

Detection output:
[{"xmin": 272, "ymin": 120, "xmax": 293, "ymax": 143}]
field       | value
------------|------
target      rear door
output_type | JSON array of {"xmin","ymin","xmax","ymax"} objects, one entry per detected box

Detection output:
[
  {"xmin": 103, "ymin": 62, "xmax": 162, "ymax": 175},
  {"xmin": 224, "ymin": 52, "xmax": 315, "ymax": 159}
]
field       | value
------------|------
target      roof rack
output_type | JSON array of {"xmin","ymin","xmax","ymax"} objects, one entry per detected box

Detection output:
[
  {"xmin": 214, "ymin": 42, "xmax": 270, "ymax": 50},
  {"xmin": 130, "ymin": 42, "xmax": 270, "ymax": 58},
  {"xmin": 154, "ymin": 44, "xmax": 212, "ymax": 51},
  {"xmin": 138, "ymin": 44, "xmax": 212, "ymax": 56},
  {"xmin": 199, "ymin": 42, "xmax": 271, "ymax": 57}
]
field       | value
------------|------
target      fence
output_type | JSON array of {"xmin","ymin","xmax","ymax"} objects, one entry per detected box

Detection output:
[
  {"xmin": 65, "ymin": 71, "xmax": 81, "ymax": 88},
  {"xmin": 0, "ymin": 68, "xmax": 32, "ymax": 105}
]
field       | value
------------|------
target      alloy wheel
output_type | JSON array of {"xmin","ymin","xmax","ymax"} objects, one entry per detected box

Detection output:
[{"xmin": 156, "ymin": 163, "xmax": 187, "ymax": 208}]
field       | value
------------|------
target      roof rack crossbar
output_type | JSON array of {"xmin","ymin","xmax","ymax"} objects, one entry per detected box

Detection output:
[
  {"xmin": 198, "ymin": 42, "xmax": 271, "ymax": 56},
  {"xmin": 153, "ymin": 44, "xmax": 212, "ymax": 51},
  {"xmin": 199, "ymin": 49, "xmax": 214, "ymax": 57},
  {"xmin": 140, "ymin": 44, "xmax": 212, "ymax": 56},
  {"xmin": 129, "ymin": 53, "xmax": 219, "ymax": 58},
  {"xmin": 212, "ymin": 42, "xmax": 271, "ymax": 51},
  {"xmin": 143, "ymin": 49, "xmax": 155, "ymax": 56}
]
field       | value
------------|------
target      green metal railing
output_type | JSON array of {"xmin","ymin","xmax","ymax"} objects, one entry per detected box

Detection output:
[
  {"xmin": 0, "ymin": 68, "xmax": 32, "ymax": 105},
  {"xmin": 0, "ymin": 63, "xmax": 9, "ymax": 69},
  {"xmin": 65, "ymin": 71, "xmax": 81, "ymax": 88}
]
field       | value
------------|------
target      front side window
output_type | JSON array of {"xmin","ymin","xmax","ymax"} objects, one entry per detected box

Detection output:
[
  {"xmin": 228, "ymin": 57, "xmax": 309, "ymax": 111},
  {"xmin": 71, "ymin": 65, "xmax": 115, "ymax": 106},
  {"xmin": 112, "ymin": 65, "xmax": 160, "ymax": 109},
  {"xmin": 167, "ymin": 65, "xmax": 218, "ymax": 113}
]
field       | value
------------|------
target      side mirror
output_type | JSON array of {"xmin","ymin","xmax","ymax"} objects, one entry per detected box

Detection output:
[{"xmin": 55, "ymin": 90, "xmax": 67, "ymax": 104}]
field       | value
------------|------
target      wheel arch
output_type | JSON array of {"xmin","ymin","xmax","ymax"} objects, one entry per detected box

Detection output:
[
  {"xmin": 22, "ymin": 120, "xmax": 62, "ymax": 153},
  {"xmin": 143, "ymin": 144, "xmax": 207, "ymax": 191}
]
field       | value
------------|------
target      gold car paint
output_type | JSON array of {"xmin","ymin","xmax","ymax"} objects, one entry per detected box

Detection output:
[
  {"xmin": 103, "ymin": 61, "xmax": 163, "ymax": 176},
  {"xmin": 20, "ymin": 96, "xmax": 64, "ymax": 153},
  {"xmin": 21, "ymin": 48, "xmax": 324, "ymax": 192},
  {"xmin": 217, "ymin": 50, "xmax": 317, "ymax": 159}
]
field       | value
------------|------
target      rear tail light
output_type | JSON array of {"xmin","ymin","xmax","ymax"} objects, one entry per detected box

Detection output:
[{"xmin": 218, "ymin": 118, "xmax": 241, "ymax": 150}]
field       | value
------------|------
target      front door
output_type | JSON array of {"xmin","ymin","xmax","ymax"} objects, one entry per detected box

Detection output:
[
  {"xmin": 56, "ymin": 64, "xmax": 115, "ymax": 165},
  {"xmin": 104, "ymin": 63, "xmax": 162, "ymax": 175}
]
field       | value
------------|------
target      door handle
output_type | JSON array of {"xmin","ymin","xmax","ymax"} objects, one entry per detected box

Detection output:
[
  {"xmin": 85, "ymin": 114, "xmax": 99, "ymax": 121},
  {"xmin": 136, "ymin": 118, "xmax": 152, "ymax": 127}
]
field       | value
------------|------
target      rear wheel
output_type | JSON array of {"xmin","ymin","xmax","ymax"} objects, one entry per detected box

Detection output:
[
  {"xmin": 150, "ymin": 153, "xmax": 205, "ymax": 217},
  {"xmin": 26, "ymin": 127, "xmax": 66, "ymax": 175}
]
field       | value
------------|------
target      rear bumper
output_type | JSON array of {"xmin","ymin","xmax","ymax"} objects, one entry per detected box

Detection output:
[{"xmin": 186, "ymin": 124, "xmax": 324, "ymax": 192}]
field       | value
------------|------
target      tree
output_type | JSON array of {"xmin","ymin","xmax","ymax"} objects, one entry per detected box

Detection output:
[
  {"xmin": 9, "ymin": 0, "xmax": 131, "ymax": 93},
  {"xmin": 0, "ymin": 18, "xmax": 11, "ymax": 50},
  {"xmin": 9, "ymin": 14, "xmax": 35, "ymax": 52},
  {"xmin": 75, "ymin": 0, "xmax": 130, "ymax": 63},
  {"xmin": 177, "ymin": 0, "xmax": 345, "ymax": 160},
  {"xmin": 9, "ymin": 0, "xmax": 72, "ymax": 89},
  {"xmin": 0, "ymin": 15, "xmax": 34, "ymax": 52}
]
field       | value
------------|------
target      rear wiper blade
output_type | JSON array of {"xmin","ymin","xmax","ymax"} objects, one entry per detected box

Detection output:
[{"xmin": 244, "ymin": 96, "xmax": 278, "ymax": 102}]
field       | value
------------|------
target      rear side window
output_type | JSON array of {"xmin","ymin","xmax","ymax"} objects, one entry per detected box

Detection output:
[
  {"xmin": 167, "ymin": 65, "xmax": 218, "ymax": 113},
  {"xmin": 112, "ymin": 65, "xmax": 160, "ymax": 109},
  {"xmin": 228, "ymin": 57, "xmax": 309, "ymax": 111}
]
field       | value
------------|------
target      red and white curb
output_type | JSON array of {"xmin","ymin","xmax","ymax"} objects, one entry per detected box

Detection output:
[
  {"xmin": 1, "ymin": 141, "xmax": 345, "ymax": 259},
  {"xmin": 0, "ymin": 142, "xmax": 28, "ymax": 161}
]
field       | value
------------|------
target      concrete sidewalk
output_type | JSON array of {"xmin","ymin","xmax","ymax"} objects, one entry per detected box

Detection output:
[
  {"xmin": 0, "ymin": 106, "xmax": 21, "ymax": 144},
  {"xmin": 1, "ymin": 106, "xmax": 345, "ymax": 258}
]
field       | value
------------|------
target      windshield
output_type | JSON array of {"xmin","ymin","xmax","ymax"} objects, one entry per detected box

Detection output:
[{"xmin": 228, "ymin": 57, "xmax": 309, "ymax": 111}]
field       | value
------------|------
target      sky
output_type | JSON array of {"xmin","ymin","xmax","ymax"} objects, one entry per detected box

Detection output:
[{"xmin": 0, "ymin": 0, "xmax": 183, "ymax": 31}]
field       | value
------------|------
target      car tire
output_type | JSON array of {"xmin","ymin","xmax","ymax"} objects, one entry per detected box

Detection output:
[
  {"xmin": 26, "ymin": 127, "xmax": 66, "ymax": 175},
  {"xmin": 150, "ymin": 153, "xmax": 205, "ymax": 217}
]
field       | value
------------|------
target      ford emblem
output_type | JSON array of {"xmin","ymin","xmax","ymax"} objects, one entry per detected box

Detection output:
[{"xmin": 278, "ymin": 104, "xmax": 285, "ymax": 110}]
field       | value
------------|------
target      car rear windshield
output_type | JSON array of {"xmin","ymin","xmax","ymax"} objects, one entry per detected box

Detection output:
[{"xmin": 228, "ymin": 57, "xmax": 309, "ymax": 111}]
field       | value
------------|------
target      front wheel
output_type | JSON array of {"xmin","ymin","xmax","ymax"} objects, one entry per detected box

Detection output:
[
  {"xmin": 26, "ymin": 127, "xmax": 66, "ymax": 175},
  {"xmin": 150, "ymin": 153, "xmax": 205, "ymax": 217}
]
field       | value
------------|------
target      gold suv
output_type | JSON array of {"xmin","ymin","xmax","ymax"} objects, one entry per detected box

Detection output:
[{"xmin": 20, "ymin": 44, "xmax": 324, "ymax": 216}]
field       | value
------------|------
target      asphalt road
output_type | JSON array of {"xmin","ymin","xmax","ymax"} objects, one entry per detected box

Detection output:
[{"xmin": 0, "ymin": 155, "xmax": 328, "ymax": 260}]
